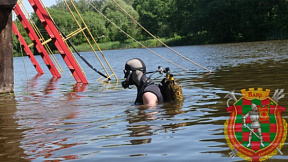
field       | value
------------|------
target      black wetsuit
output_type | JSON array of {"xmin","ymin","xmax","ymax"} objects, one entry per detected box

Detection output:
[
  {"xmin": 135, "ymin": 80, "xmax": 163, "ymax": 105},
  {"xmin": 122, "ymin": 58, "xmax": 163, "ymax": 105}
]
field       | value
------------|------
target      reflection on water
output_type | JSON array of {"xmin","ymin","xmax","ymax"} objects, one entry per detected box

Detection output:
[
  {"xmin": 16, "ymin": 77, "xmax": 88, "ymax": 161},
  {"xmin": 0, "ymin": 97, "xmax": 26, "ymax": 161},
  {"xmin": 1, "ymin": 40, "xmax": 288, "ymax": 161},
  {"xmin": 126, "ymin": 101, "xmax": 184, "ymax": 146}
]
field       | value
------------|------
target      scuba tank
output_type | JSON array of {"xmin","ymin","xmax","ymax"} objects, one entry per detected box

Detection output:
[
  {"xmin": 158, "ymin": 67, "xmax": 183, "ymax": 102},
  {"xmin": 147, "ymin": 67, "xmax": 183, "ymax": 102}
]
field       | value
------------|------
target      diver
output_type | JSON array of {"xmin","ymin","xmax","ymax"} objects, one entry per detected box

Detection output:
[{"xmin": 122, "ymin": 58, "xmax": 163, "ymax": 106}]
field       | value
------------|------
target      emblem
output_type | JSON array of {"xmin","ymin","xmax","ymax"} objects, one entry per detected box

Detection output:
[{"xmin": 224, "ymin": 88, "xmax": 287, "ymax": 161}]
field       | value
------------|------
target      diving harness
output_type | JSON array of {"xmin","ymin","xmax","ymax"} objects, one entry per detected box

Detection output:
[{"xmin": 147, "ymin": 66, "xmax": 184, "ymax": 102}]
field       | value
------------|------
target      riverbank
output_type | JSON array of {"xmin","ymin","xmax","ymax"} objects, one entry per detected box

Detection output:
[
  {"xmin": 13, "ymin": 36, "xmax": 288, "ymax": 57},
  {"xmin": 13, "ymin": 36, "xmax": 189, "ymax": 57},
  {"xmin": 66, "ymin": 36, "xmax": 189, "ymax": 52}
]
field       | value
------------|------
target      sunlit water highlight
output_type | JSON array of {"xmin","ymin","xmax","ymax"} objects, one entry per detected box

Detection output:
[{"xmin": 1, "ymin": 40, "xmax": 288, "ymax": 161}]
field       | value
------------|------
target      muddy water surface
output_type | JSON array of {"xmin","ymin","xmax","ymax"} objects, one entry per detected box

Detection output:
[{"xmin": 1, "ymin": 40, "xmax": 288, "ymax": 161}]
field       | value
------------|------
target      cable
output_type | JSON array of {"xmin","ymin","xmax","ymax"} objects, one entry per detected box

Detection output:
[
  {"xmin": 111, "ymin": 0, "xmax": 211, "ymax": 73},
  {"xmin": 54, "ymin": 23, "xmax": 111, "ymax": 80},
  {"xmin": 85, "ymin": 0, "xmax": 188, "ymax": 71},
  {"xmin": 19, "ymin": 37, "xmax": 29, "ymax": 83}
]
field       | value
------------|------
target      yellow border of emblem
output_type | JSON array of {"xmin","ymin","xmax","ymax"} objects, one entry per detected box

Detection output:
[
  {"xmin": 224, "ymin": 88, "xmax": 287, "ymax": 161},
  {"xmin": 224, "ymin": 119, "xmax": 287, "ymax": 161}
]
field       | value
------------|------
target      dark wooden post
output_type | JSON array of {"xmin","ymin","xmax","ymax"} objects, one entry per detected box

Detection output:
[{"xmin": 0, "ymin": 0, "xmax": 17, "ymax": 94}]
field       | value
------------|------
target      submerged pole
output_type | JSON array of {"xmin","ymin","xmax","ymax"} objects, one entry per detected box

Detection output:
[{"xmin": 0, "ymin": 0, "xmax": 17, "ymax": 94}]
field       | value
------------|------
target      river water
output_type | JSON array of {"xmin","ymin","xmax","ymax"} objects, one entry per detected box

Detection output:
[{"xmin": 1, "ymin": 40, "xmax": 288, "ymax": 161}]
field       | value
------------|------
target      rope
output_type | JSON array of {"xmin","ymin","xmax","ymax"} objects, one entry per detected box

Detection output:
[
  {"xmin": 111, "ymin": 0, "xmax": 211, "ymax": 73},
  {"xmin": 19, "ymin": 35, "xmax": 29, "ymax": 83},
  {"xmin": 14, "ymin": 5, "xmax": 29, "ymax": 92},
  {"xmin": 65, "ymin": 0, "xmax": 118, "ymax": 82},
  {"xmin": 85, "ymin": 0, "xmax": 188, "ymax": 71},
  {"xmin": 13, "ymin": 4, "xmax": 28, "ymax": 83},
  {"xmin": 54, "ymin": 23, "xmax": 110, "ymax": 80},
  {"xmin": 19, "ymin": 2, "xmax": 64, "ymax": 74}
]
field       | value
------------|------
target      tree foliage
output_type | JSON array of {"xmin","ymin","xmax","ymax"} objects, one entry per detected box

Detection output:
[
  {"xmin": 102, "ymin": 0, "xmax": 140, "ymax": 42},
  {"xmin": 167, "ymin": 0, "xmax": 288, "ymax": 43},
  {"xmin": 13, "ymin": 0, "xmax": 288, "ymax": 55}
]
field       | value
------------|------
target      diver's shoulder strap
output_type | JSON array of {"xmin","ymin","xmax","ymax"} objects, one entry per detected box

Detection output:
[{"xmin": 135, "ymin": 79, "xmax": 154, "ymax": 104}]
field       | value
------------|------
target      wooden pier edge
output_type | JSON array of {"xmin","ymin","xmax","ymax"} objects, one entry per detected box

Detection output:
[{"xmin": 0, "ymin": 0, "xmax": 17, "ymax": 94}]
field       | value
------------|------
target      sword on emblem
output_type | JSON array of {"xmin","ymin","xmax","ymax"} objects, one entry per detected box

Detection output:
[{"xmin": 244, "ymin": 125, "xmax": 283, "ymax": 155}]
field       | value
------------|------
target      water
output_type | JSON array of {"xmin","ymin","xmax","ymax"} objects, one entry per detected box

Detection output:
[{"xmin": 1, "ymin": 40, "xmax": 288, "ymax": 161}]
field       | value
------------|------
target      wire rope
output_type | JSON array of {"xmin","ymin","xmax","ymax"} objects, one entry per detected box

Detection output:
[
  {"xmin": 111, "ymin": 0, "xmax": 211, "ymax": 73},
  {"xmin": 19, "ymin": 35, "xmax": 29, "ymax": 83},
  {"xmin": 65, "ymin": 0, "xmax": 117, "ymax": 81},
  {"xmin": 54, "ymin": 23, "xmax": 111, "ymax": 80},
  {"xmin": 85, "ymin": 0, "xmax": 188, "ymax": 71},
  {"xmin": 19, "ymin": 1, "xmax": 64, "ymax": 73}
]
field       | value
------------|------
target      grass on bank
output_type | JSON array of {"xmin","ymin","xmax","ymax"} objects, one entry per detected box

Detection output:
[
  {"xmin": 74, "ymin": 36, "xmax": 188, "ymax": 52},
  {"xmin": 13, "ymin": 36, "xmax": 190, "ymax": 57}
]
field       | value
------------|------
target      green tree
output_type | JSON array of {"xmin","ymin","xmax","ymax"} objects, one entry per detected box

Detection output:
[
  {"xmin": 82, "ymin": 11, "xmax": 108, "ymax": 43},
  {"xmin": 46, "ymin": 8, "xmax": 86, "ymax": 45},
  {"xmin": 133, "ymin": 0, "xmax": 173, "ymax": 38},
  {"xmin": 169, "ymin": 0, "xmax": 197, "ymax": 36},
  {"xmin": 12, "ymin": 0, "xmax": 288, "ymax": 53},
  {"xmin": 12, "ymin": 19, "xmax": 35, "ymax": 56},
  {"xmin": 170, "ymin": 0, "xmax": 288, "ymax": 43},
  {"xmin": 102, "ymin": 0, "xmax": 140, "ymax": 42},
  {"xmin": 272, "ymin": 0, "xmax": 288, "ymax": 39}
]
